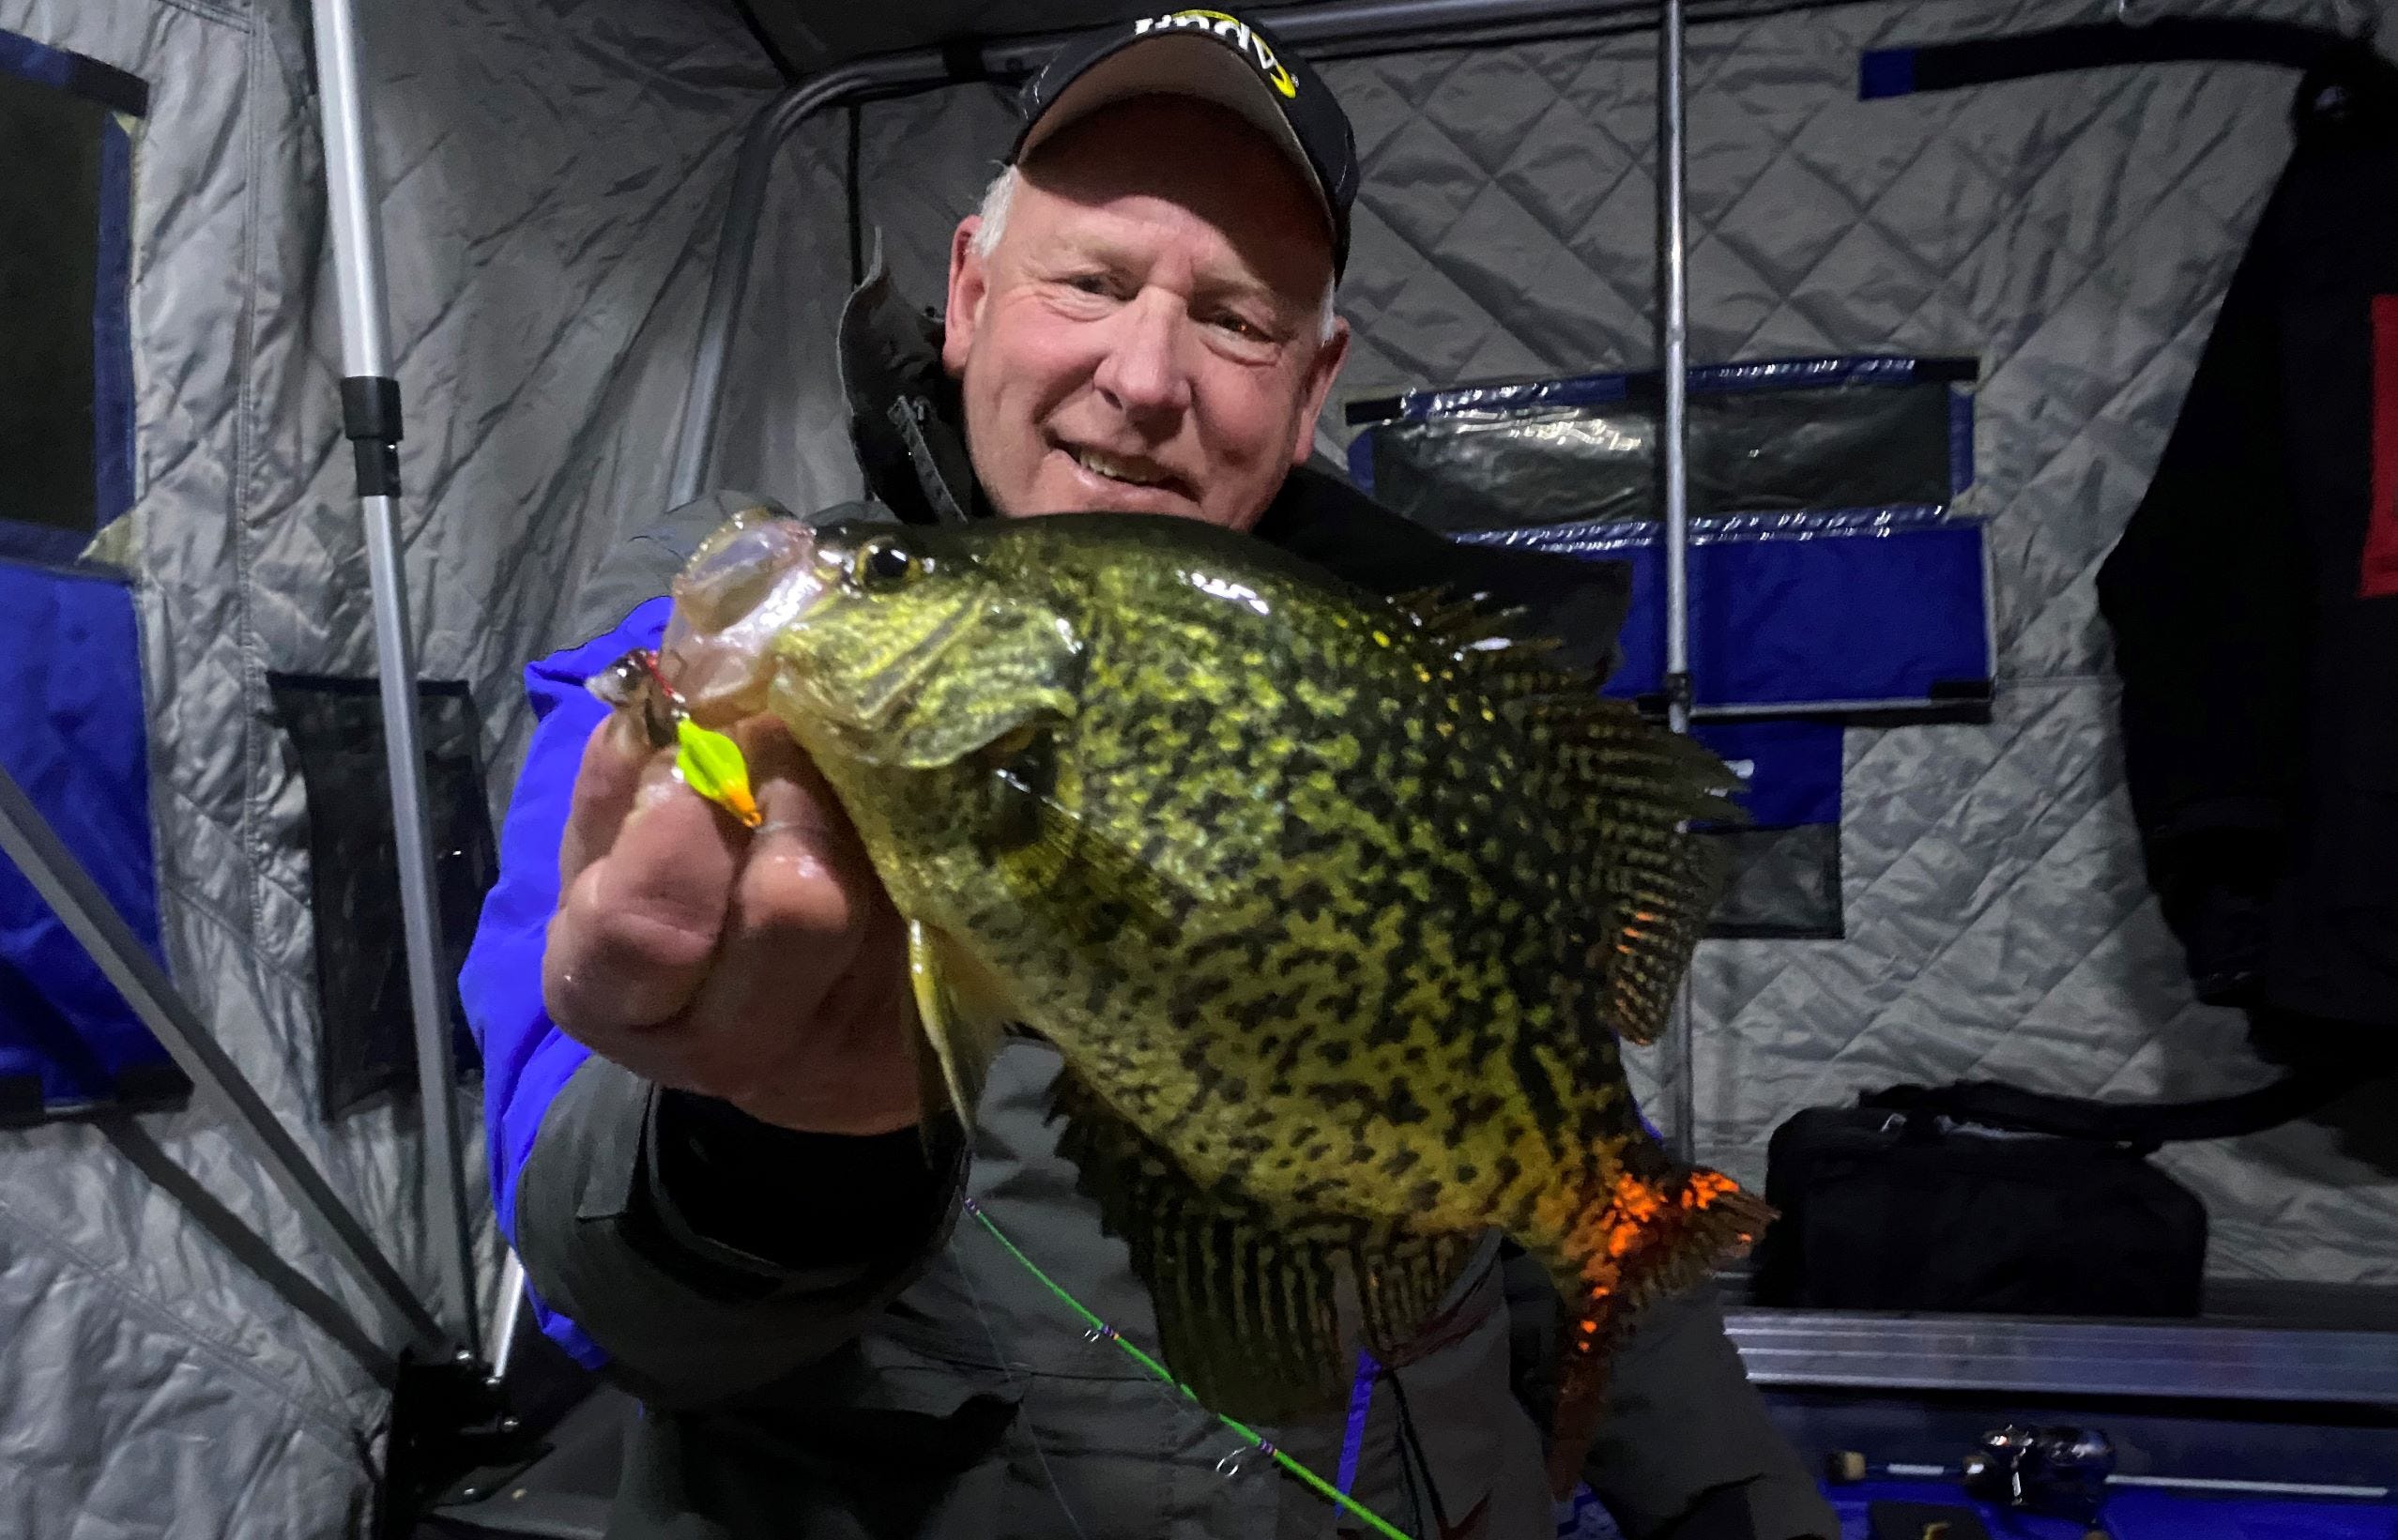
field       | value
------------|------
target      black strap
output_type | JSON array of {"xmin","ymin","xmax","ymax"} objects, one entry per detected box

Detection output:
[
  {"xmin": 1862, "ymin": 21, "xmax": 2388, "ymax": 98},
  {"xmin": 1861, "ymin": 1069, "xmax": 2347, "ymax": 1147},
  {"xmin": 939, "ymin": 37, "xmax": 990, "ymax": 83}
]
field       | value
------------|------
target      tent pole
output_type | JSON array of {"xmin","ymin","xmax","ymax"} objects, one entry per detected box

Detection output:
[
  {"xmin": 488, "ymin": 1250, "xmax": 527, "ymax": 1383},
  {"xmin": 310, "ymin": 0, "xmax": 482, "ymax": 1361},
  {"xmin": 1657, "ymin": 0, "xmax": 1700, "ymax": 1166},
  {"xmin": 667, "ymin": 53, "xmax": 951, "ymax": 507},
  {"xmin": 0, "ymin": 764, "xmax": 451, "ymax": 1359}
]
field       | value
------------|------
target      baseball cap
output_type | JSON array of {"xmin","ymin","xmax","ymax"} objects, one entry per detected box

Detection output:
[{"xmin": 1012, "ymin": 10, "xmax": 1359, "ymax": 276}]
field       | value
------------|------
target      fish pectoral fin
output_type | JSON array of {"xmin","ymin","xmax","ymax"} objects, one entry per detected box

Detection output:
[
  {"xmin": 907, "ymin": 919, "xmax": 1011, "ymax": 1135},
  {"xmin": 990, "ymin": 781, "xmax": 1199, "ymax": 941}
]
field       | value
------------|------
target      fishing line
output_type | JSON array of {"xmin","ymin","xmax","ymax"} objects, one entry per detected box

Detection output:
[
  {"xmin": 962, "ymin": 1196, "xmax": 1415, "ymax": 1540},
  {"xmin": 1387, "ymin": 1365, "xmax": 1453, "ymax": 1536},
  {"xmin": 949, "ymin": 1244, "xmax": 1095, "ymax": 1540}
]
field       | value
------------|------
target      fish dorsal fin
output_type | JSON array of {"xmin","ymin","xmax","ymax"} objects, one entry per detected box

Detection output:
[
  {"xmin": 1390, "ymin": 588, "xmax": 1743, "ymax": 1047},
  {"xmin": 1393, "ymin": 587, "xmax": 1549, "ymax": 653},
  {"xmin": 1535, "ymin": 699, "xmax": 1740, "ymax": 1046},
  {"xmin": 907, "ymin": 919, "xmax": 1013, "ymax": 1135},
  {"xmin": 1047, "ymin": 1072, "xmax": 1484, "ymax": 1423}
]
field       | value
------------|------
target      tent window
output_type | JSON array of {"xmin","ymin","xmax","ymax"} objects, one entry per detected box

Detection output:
[{"xmin": 0, "ymin": 32, "xmax": 144, "ymax": 563}]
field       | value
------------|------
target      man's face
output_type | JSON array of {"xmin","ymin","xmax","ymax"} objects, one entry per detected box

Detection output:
[{"xmin": 941, "ymin": 96, "xmax": 1350, "ymax": 532}]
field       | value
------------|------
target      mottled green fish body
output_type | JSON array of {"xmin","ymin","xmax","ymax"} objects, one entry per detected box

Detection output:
[{"xmin": 660, "ymin": 509, "xmax": 1771, "ymax": 1490}]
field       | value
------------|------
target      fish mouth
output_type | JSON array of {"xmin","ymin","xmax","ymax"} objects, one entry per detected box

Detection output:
[{"xmin": 661, "ymin": 513, "xmax": 828, "ymax": 723}]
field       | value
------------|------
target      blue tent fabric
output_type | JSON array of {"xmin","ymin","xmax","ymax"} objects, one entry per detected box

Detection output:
[
  {"xmin": 1467, "ymin": 508, "xmax": 1992, "ymax": 715},
  {"xmin": 92, "ymin": 108, "xmax": 135, "ymax": 528},
  {"xmin": 0, "ymin": 557, "xmax": 176, "ymax": 1114},
  {"xmin": 1830, "ymin": 1480, "xmax": 2398, "ymax": 1540},
  {"xmin": 458, "ymin": 600, "xmax": 672, "ymax": 1372},
  {"xmin": 1694, "ymin": 718, "xmax": 1844, "ymax": 830}
]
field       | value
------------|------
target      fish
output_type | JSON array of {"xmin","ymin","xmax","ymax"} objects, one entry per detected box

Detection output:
[{"xmin": 648, "ymin": 505, "xmax": 1771, "ymax": 1492}]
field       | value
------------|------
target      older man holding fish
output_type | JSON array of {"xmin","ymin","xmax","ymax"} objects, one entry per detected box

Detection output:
[{"xmin": 462, "ymin": 12, "xmax": 1838, "ymax": 1540}]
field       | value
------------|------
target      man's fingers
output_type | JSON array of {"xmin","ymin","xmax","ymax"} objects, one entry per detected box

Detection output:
[
  {"xmin": 669, "ymin": 734, "xmax": 881, "ymax": 1059},
  {"xmin": 559, "ymin": 710, "xmax": 657, "ymax": 889},
  {"xmin": 544, "ymin": 755, "xmax": 743, "ymax": 1037}
]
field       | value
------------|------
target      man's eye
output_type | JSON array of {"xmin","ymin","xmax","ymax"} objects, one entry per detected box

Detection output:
[
  {"xmin": 1211, "ymin": 313, "xmax": 1271, "ymax": 343},
  {"xmin": 1063, "ymin": 274, "xmax": 1114, "ymax": 297}
]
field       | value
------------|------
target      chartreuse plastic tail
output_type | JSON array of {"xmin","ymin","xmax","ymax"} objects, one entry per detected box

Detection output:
[{"xmin": 673, "ymin": 717, "xmax": 762, "ymax": 829}]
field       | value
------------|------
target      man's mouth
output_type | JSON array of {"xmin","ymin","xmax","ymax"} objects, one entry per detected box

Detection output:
[{"xmin": 1062, "ymin": 442, "xmax": 1184, "ymax": 496}]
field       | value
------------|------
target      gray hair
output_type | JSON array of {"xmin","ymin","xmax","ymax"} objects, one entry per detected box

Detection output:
[{"xmin": 968, "ymin": 165, "xmax": 1339, "ymax": 345}]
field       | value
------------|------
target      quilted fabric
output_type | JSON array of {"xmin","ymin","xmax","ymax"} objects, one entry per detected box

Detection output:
[
  {"xmin": 853, "ymin": 0, "xmax": 2398, "ymax": 1288},
  {"xmin": 0, "ymin": 0, "xmax": 781, "ymax": 1532},
  {"xmin": 7, "ymin": 1, "xmax": 2397, "ymax": 1534}
]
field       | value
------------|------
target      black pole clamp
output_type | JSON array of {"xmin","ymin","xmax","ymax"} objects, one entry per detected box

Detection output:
[
  {"xmin": 1663, "ymin": 669, "xmax": 1696, "ymax": 722},
  {"xmin": 341, "ymin": 375, "xmax": 404, "ymax": 498}
]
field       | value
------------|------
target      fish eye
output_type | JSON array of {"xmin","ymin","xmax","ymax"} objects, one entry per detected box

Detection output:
[{"xmin": 854, "ymin": 540, "xmax": 917, "ymax": 589}]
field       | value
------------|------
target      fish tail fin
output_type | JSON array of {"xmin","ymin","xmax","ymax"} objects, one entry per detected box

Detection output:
[{"xmin": 1537, "ymin": 1161, "xmax": 1775, "ymax": 1496}]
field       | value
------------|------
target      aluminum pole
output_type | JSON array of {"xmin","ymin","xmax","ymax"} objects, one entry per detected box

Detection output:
[
  {"xmin": 0, "ymin": 763, "xmax": 451, "ymax": 1357},
  {"xmin": 1656, "ymin": 0, "xmax": 1700, "ymax": 1166},
  {"xmin": 488, "ymin": 1250, "xmax": 527, "ymax": 1385},
  {"xmin": 311, "ymin": 0, "xmax": 481, "ymax": 1358}
]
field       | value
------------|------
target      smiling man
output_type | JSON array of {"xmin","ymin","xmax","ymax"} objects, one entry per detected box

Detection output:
[{"xmin": 462, "ymin": 13, "xmax": 1836, "ymax": 1540}]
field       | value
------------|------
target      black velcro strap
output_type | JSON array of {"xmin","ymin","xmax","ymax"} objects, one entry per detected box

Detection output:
[
  {"xmin": 939, "ymin": 38, "xmax": 989, "ymax": 83},
  {"xmin": 66, "ymin": 54, "xmax": 148, "ymax": 117},
  {"xmin": 340, "ymin": 375, "xmax": 403, "ymax": 443}
]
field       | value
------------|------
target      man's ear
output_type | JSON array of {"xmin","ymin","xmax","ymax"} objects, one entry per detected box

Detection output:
[
  {"xmin": 943, "ymin": 218, "xmax": 987, "ymax": 380},
  {"xmin": 1291, "ymin": 316, "xmax": 1352, "ymax": 468}
]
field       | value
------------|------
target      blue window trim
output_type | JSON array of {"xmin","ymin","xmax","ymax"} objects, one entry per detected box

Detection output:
[{"xmin": 93, "ymin": 112, "xmax": 135, "ymax": 526}]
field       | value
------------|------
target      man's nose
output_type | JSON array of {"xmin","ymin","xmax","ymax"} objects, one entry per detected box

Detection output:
[{"xmin": 1092, "ymin": 292, "xmax": 1193, "ymax": 421}]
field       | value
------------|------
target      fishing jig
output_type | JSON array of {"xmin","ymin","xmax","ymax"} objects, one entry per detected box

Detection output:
[{"xmin": 588, "ymin": 647, "xmax": 763, "ymax": 829}]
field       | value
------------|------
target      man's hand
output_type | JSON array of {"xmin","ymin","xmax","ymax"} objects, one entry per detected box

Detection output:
[{"xmin": 542, "ymin": 710, "xmax": 918, "ymax": 1136}]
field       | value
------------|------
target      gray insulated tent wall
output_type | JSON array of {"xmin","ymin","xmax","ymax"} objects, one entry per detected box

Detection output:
[
  {"xmin": 0, "ymin": 1, "xmax": 785, "ymax": 1532},
  {"xmin": 0, "ymin": 0, "xmax": 2393, "ymax": 1534}
]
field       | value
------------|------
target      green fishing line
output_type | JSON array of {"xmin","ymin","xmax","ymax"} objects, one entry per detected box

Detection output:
[{"xmin": 962, "ymin": 1197, "xmax": 1412, "ymax": 1540}]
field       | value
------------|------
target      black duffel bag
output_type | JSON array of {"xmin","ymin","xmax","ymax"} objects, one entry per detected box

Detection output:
[{"xmin": 1751, "ymin": 1073, "xmax": 2342, "ymax": 1317}]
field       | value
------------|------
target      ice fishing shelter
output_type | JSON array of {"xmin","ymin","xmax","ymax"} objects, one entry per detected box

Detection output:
[{"xmin": 0, "ymin": 0, "xmax": 2393, "ymax": 1535}]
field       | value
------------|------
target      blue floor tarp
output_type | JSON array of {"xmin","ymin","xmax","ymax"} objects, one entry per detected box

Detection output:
[{"xmin": 1831, "ymin": 1479, "xmax": 2398, "ymax": 1540}]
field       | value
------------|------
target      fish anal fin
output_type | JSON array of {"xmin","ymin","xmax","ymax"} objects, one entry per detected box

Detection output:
[
  {"xmin": 1046, "ymin": 1075, "xmax": 1476, "ymax": 1424},
  {"xmin": 1352, "ymin": 1229, "xmax": 1488, "ymax": 1369},
  {"xmin": 907, "ymin": 919, "xmax": 1010, "ymax": 1136},
  {"xmin": 1535, "ymin": 1159, "xmax": 1775, "ymax": 1495}
]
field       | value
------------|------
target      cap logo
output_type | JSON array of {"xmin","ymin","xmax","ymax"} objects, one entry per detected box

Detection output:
[{"xmin": 1132, "ymin": 10, "xmax": 1299, "ymax": 99}]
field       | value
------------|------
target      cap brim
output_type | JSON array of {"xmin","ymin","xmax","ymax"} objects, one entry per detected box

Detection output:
[{"xmin": 1017, "ymin": 34, "xmax": 1330, "ymax": 224}]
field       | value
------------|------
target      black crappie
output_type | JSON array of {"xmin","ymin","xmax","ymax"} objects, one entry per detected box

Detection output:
[{"xmin": 653, "ymin": 507, "xmax": 1769, "ymax": 1490}]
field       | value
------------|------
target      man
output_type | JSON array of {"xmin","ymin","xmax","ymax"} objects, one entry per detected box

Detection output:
[{"xmin": 463, "ymin": 14, "xmax": 1839, "ymax": 1539}]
